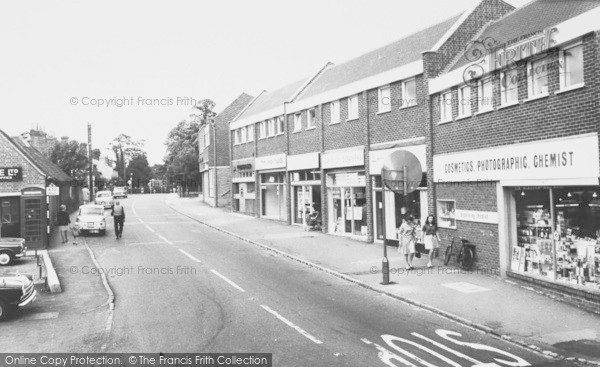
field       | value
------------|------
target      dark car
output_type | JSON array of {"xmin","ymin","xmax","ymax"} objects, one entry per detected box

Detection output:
[
  {"xmin": 0, "ymin": 274, "xmax": 37, "ymax": 320},
  {"xmin": 0, "ymin": 238, "xmax": 27, "ymax": 266}
]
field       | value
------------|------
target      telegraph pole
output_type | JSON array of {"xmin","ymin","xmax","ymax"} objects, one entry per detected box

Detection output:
[{"xmin": 87, "ymin": 123, "xmax": 94, "ymax": 202}]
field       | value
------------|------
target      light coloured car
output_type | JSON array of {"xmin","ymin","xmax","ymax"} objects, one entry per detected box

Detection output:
[
  {"xmin": 75, "ymin": 204, "xmax": 107, "ymax": 235},
  {"xmin": 95, "ymin": 191, "xmax": 113, "ymax": 209},
  {"xmin": 113, "ymin": 186, "xmax": 128, "ymax": 199},
  {"xmin": 0, "ymin": 274, "xmax": 37, "ymax": 321}
]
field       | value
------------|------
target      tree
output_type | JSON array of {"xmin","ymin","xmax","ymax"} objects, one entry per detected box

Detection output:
[
  {"xmin": 50, "ymin": 140, "xmax": 101, "ymax": 184},
  {"xmin": 127, "ymin": 154, "xmax": 152, "ymax": 189},
  {"xmin": 108, "ymin": 134, "xmax": 146, "ymax": 185},
  {"xmin": 164, "ymin": 99, "xmax": 216, "ymax": 193}
]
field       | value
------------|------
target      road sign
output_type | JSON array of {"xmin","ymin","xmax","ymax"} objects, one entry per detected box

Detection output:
[{"xmin": 46, "ymin": 183, "xmax": 59, "ymax": 196}]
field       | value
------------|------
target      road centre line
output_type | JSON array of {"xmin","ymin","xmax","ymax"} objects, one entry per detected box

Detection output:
[
  {"xmin": 260, "ymin": 305, "xmax": 323, "ymax": 345},
  {"xmin": 210, "ymin": 269, "xmax": 246, "ymax": 293},
  {"xmin": 157, "ymin": 234, "xmax": 174, "ymax": 245},
  {"xmin": 179, "ymin": 249, "xmax": 201, "ymax": 263}
]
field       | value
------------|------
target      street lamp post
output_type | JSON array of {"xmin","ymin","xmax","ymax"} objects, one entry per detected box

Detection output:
[{"xmin": 380, "ymin": 166, "xmax": 407, "ymax": 285}]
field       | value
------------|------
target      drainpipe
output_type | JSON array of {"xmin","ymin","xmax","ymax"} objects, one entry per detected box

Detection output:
[
  {"xmin": 284, "ymin": 101, "xmax": 292, "ymax": 225},
  {"xmin": 213, "ymin": 120, "xmax": 218, "ymax": 207}
]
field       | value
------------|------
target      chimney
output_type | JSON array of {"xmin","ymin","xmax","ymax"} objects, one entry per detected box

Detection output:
[{"xmin": 61, "ymin": 136, "xmax": 69, "ymax": 144}]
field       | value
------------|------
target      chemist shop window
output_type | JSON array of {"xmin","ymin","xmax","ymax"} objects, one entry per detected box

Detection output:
[{"xmin": 512, "ymin": 187, "xmax": 600, "ymax": 290}]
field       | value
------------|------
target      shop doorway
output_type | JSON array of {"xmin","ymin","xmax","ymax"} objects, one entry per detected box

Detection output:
[
  {"xmin": 0, "ymin": 197, "xmax": 20, "ymax": 238},
  {"xmin": 238, "ymin": 183, "xmax": 247, "ymax": 212},
  {"xmin": 330, "ymin": 187, "xmax": 367, "ymax": 236},
  {"xmin": 374, "ymin": 188, "xmax": 422, "ymax": 241},
  {"xmin": 293, "ymin": 185, "xmax": 321, "ymax": 225}
]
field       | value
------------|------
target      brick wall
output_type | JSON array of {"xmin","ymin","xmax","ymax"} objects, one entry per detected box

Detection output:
[
  {"xmin": 433, "ymin": 33, "xmax": 600, "ymax": 167},
  {"xmin": 436, "ymin": 182, "xmax": 499, "ymax": 270},
  {"xmin": 323, "ymin": 94, "xmax": 368, "ymax": 151},
  {"xmin": 368, "ymin": 77, "xmax": 429, "ymax": 144},
  {"xmin": 257, "ymin": 131, "xmax": 286, "ymax": 156},
  {"xmin": 0, "ymin": 133, "xmax": 46, "ymax": 192},
  {"xmin": 216, "ymin": 167, "xmax": 231, "ymax": 207},
  {"xmin": 289, "ymin": 107, "xmax": 323, "ymax": 155},
  {"xmin": 425, "ymin": 0, "xmax": 515, "ymax": 78}
]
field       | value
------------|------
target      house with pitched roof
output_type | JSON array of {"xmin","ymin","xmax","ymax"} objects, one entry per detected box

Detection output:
[{"xmin": 0, "ymin": 129, "xmax": 73, "ymax": 248}]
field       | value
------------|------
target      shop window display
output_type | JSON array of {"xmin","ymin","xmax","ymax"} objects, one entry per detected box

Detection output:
[{"xmin": 513, "ymin": 187, "xmax": 600, "ymax": 290}]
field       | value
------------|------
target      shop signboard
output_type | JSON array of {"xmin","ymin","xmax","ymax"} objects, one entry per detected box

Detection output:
[
  {"xmin": 433, "ymin": 134, "xmax": 600, "ymax": 183},
  {"xmin": 287, "ymin": 152, "xmax": 319, "ymax": 171},
  {"xmin": 455, "ymin": 209, "xmax": 498, "ymax": 224},
  {"xmin": 322, "ymin": 148, "xmax": 364, "ymax": 169},
  {"xmin": 0, "ymin": 167, "xmax": 22, "ymax": 182},
  {"xmin": 255, "ymin": 154, "xmax": 286, "ymax": 171}
]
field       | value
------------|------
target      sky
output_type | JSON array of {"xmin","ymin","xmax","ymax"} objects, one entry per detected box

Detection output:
[{"xmin": 0, "ymin": 0, "xmax": 530, "ymax": 165}]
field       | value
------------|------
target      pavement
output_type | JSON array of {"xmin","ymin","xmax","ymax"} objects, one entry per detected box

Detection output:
[
  {"xmin": 167, "ymin": 195, "xmax": 600, "ymax": 365},
  {"xmin": 0, "ymin": 210, "xmax": 109, "ymax": 352}
]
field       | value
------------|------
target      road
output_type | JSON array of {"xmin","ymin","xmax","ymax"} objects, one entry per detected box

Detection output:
[{"xmin": 2, "ymin": 194, "xmax": 571, "ymax": 366}]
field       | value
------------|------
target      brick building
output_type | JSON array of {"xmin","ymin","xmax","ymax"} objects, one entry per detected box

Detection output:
[
  {"xmin": 429, "ymin": 1, "xmax": 600, "ymax": 302},
  {"xmin": 0, "ymin": 129, "xmax": 73, "ymax": 249},
  {"xmin": 230, "ymin": 0, "xmax": 515, "ymax": 242},
  {"xmin": 199, "ymin": 93, "xmax": 253, "ymax": 207}
]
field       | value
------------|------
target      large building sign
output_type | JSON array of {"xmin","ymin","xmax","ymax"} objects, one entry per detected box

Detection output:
[
  {"xmin": 322, "ymin": 147, "xmax": 364, "ymax": 169},
  {"xmin": 0, "ymin": 167, "xmax": 22, "ymax": 182},
  {"xmin": 433, "ymin": 134, "xmax": 599, "ymax": 182}
]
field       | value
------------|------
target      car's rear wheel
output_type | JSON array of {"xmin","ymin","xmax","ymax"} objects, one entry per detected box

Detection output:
[
  {"xmin": 0, "ymin": 251, "xmax": 13, "ymax": 266},
  {"xmin": 0, "ymin": 299, "xmax": 9, "ymax": 321}
]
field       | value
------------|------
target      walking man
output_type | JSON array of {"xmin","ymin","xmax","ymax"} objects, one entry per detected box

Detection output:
[
  {"xmin": 111, "ymin": 201, "xmax": 125, "ymax": 239},
  {"xmin": 82, "ymin": 185, "xmax": 90, "ymax": 205},
  {"xmin": 56, "ymin": 204, "xmax": 70, "ymax": 243}
]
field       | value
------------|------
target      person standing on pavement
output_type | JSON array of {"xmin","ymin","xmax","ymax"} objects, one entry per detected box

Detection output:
[
  {"xmin": 56, "ymin": 204, "xmax": 70, "ymax": 243},
  {"xmin": 81, "ymin": 185, "xmax": 90, "ymax": 205},
  {"xmin": 397, "ymin": 216, "xmax": 416, "ymax": 270},
  {"xmin": 111, "ymin": 201, "xmax": 125, "ymax": 239},
  {"xmin": 423, "ymin": 215, "xmax": 441, "ymax": 269}
]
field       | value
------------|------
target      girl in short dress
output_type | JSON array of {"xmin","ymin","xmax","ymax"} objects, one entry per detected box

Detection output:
[
  {"xmin": 397, "ymin": 216, "xmax": 416, "ymax": 270},
  {"xmin": 423, "ymin": 215, "xmax": 441, "ymax": 268}
]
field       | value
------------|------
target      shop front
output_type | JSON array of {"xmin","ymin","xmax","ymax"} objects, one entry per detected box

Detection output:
[
  {"xmin": 322, "ymin": 147, "xmax": 368, "ymax": 239},
  {"xmin": 232, "ymin": 158, "xmax": 256, "ymax": 215},
  {"xmin": 433, "ymin": 133, "xmax": 600, "ymax": 295},
  {"xmin": 369, "ymin": 143, "xmax": 428, "ymax": 242},
  {"xmin": 256, "ymin": 154, "xmax": 287, "ymax": 221},
  {"xmin": 288, "ymin": 153, "xmax": 321, "ymax": 227}
]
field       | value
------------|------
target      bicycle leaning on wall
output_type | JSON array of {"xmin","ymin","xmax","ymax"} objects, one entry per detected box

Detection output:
[{"xmin": 443, "ymin": 237, "xmax": 476, "ymax": 271}]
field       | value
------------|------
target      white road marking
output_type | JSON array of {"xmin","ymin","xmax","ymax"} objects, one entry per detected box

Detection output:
[
  {"xmin": 179, "ymin": 249, "xmax": 201, "ymax": 263},
  {"xmin": 210, "ymin": 269, "xmax": 245, "ymax": 293},
  {"xmin": 157, "ymin": 234, "xmax": 173, "ymax": 245},
  {"xmin": 131, "ymin": 200, "xmax": 138, "ymax": 216},
  {"xmin": 144, "ymin": 224, "xmax": 156, "ymax": 233},
  {"xmin": 411, "ymin": 332, "xmax": 483, "ymax": 365},
  {"xmin": 441, "ymin": 282, "xmax": 491, "ymax": 294},
  {"xmin": 260, "ymin": 305, "xmax": 323, "ymax": 345}
]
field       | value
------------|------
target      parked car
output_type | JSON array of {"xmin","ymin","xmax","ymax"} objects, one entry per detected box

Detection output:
[
  {"xmin": 113, "ymin": 186, "xmax": 128, "ymax": 199},
  {"xmin": 0, "ymin": 274, "xmax": 36, "ymax": 321},
  {"xmin": 0, "ymin": 238, "xmax": 27, "ymax": 266},
  {"xmin": 75, "ymin": 205, "xmax": 107, "ymax": 236},
  {"xmin": 95, "ymin": 190, "xmax": 114, "ymax": 209}
]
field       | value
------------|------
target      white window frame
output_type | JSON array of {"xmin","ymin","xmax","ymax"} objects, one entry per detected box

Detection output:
[
  {"xmin": 293, "ymin": 113, "xmax": 302, "ymax": 132},
  {"xmin": 234, "ymin": 129, "xmax": 241, "ymax": 145},
  {"xmin": 259, "ymin": 121, "xmax": 267, "ymax": 139},
  {"xmin": 559, "ymin": 42, "xmax": 584, "ymax": 91},
  {"xmin": 247, "ymin": 125, "xmax": 254, "ymax": 142},
  {"xmin": 401, "ymin": 78, "xmax": 417, "ymax": 107},
  {"xmin": 307, "ymin": 108, "xmax": 316, "ymax": 129},
  {"xmin": 377, "ymin": 86, "xmax": 391, "ymax": 113},
  {"xmin": 347, "ymin": 95, "xmax": 359, "ymax": 120},
  {"xmin": 267, "ymin": 118, "xmax": 275, "ymax": 137},
  {"xmin": 500, "ymin": 68, "xmax": 519, "ymax": 107},
  {"xmin": 440, "ymin": 91, "xmax": 453, "ymax": 123},
  {"xmin": 330, "ymin": 100, "xmax": 340, "ymax": 125},
  {"xmin": 240, "ymin": 126, "xmax": 247, "ymax": 143},
  {"xmin": 276, "ymin": 116, "xmax": 284, "ymax": 135},
  {"xmin": 477, "ymin": 77, "xmax": 493, "ymax": 113},
  {"xmin": 527, "ymin": 56, "xmax": 549, "ymax": 99},
  {"xmin": 457, "ymin": 85, "xmax": 471, "ymax": 118}
]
